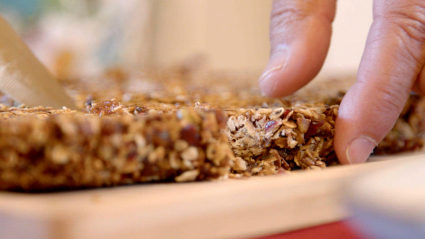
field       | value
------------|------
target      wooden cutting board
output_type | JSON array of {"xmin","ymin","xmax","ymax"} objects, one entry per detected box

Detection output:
[{"xmin": 0, "ymin": 153, "xmax": 423, "ymax": 239}]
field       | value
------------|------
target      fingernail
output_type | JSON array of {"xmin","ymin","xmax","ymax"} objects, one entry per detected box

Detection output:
[
  {"xmin": 258, "ymin": 63, "xmax": 284, "ymax": 83},
  {"xmin": 259, "ymin": 50, "xmax": 286, "ymax": 80},
  {"xmin": 346, "ymin": 136, "xmax": 377, "ymax": 164},
  {"xmin": 259, "ymin": 52, "xmax": 287, "ymax": 95}
]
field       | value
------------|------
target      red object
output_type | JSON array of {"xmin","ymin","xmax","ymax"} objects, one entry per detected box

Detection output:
[{"xmin": 253, "ymin": 221, "xmax": 372, "ymax": 239}]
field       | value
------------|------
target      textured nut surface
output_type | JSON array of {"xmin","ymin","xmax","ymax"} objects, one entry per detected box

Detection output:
[
  {"xmin": 181, "ymin": 147, "xmax": 199, "ymax": 161},
  {"xmin": 0, "ymin": 70, "xmax": 423, "ymax": 191},
  {"xmin": 232, "ymin": 157, "xmax": 247, "ymax": 171},
  {"xmin": 175, "ymin": 170, "xmax": 200, "ymax": 182},
  {"xmin": 0, "ymin": 106, "xmax": 232, "ymax": 191},
  {"xmin": 225, "ymin": 103, "xmax": 339, "ymax": 175}
]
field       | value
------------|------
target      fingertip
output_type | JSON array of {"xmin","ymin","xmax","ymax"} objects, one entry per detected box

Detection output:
[
  {"xmin": 344, "ymin": 136, "xmax": 377, "ymax": 164},
  {"xmin": 259, "ymin": 68, "xmax": 300, "ymax": 98},
  {"xmin": 259, "ymin": 50, "xmax": 289, "ymax": 97},
  {"xmin": 334, "ymin": 112, "xmax": 352, "ymax": 165},
  {"xmin": 259, "ymin": 43, "xmax": 328, "ymax": 97},
  {"xmin": 258, "ymin": 64, "xmax": 306, "ymax": 98},
  {"xmin": 261, "ymin": 0, "xmax": 336, "ymax": 98},
  {"xmin": 334, "ymin": 86, "xmax": 378, "ymax": 165},
  {"xmin": 334, "ymin": 81, "xmax": 406, "ymax": 165}
]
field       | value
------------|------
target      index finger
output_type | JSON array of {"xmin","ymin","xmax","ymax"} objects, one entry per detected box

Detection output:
[{"xmin": 259, "ymin": 0, "xmax": 337, "ymax": 97}]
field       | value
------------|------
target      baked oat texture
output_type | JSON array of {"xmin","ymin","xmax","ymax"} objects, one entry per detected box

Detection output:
[
  {"xmin": 225, "ymin": 104, "xmax": 338, "ymax": 177},
  {"xmin": 0, "ymin": 69, "xmax": 424, "ymax": 191},
  {"xmin": 0, "ymin": 106, "xmax": 233, "ymax": 191}
]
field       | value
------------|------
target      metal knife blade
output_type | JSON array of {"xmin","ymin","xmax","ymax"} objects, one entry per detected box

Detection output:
[{"xmin": 0, "ymin": 15, "xmax": 76, "ymax": 110}]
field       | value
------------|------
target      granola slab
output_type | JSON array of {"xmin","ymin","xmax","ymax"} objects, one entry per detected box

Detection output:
[
  {"xmin": 0, "ymin": 68, "xmax": 424, "ymax": 191},
  {"xmin": 0, "ymin": 106, "xmax": 233, "ymax": 191},
  {"xmin": 224, "ymin": 103, "xmax": 338, "ymax": 176},
  {"xmin": 375, "ymin": 94, "xmax": 425, "ymax": 154}
]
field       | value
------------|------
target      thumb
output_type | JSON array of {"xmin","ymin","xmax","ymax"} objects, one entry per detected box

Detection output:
[{"xmin": 335, "ymin": 0, "xmax": 425, "ymax": 164}]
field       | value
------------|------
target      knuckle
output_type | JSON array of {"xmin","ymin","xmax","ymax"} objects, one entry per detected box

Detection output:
[
  {"xmin": 270, "ymin": 0, "xmax": 335, "ymax": 48},
  {"xmin": 270, "ymin": 1, "xmax": 309, "ymax": 30},
  {"xmin": 380, "ymin": 4, "xmax": 425, "ymax": 43},
  {"xmin": 271, "ymin": 0, "xmax": 314, "ymax": 18},
  {"xmin": 270, "ymin": 0, "xmax": 334, "ymax": 31},
  {"xmin": 375, "ymin": 3, "xmax": 425, "ymax": 65},
  {"xmin": 367, "ymin": 80, "xmax": 409, "ymax": 117}
]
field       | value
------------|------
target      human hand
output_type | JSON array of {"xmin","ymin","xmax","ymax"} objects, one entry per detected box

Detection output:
[{"xmin": 259, "ymin": 0, "xmax": 425, "ymax": 164}]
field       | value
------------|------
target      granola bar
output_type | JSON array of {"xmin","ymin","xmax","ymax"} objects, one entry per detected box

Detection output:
[
  {"xmin": 0, "ymin": 67, "xmax": 424, "ymax": 191},
  {"xmin": 224, "ymin": 103, "xmax": 338, "ymax": 176},
  {"xmin": 375, "ymin": 94, "xmax": 425, "ymax": 154},
  {"xmin": 0, "ymin": 106, "xmax": 233, "ymax": 191}
]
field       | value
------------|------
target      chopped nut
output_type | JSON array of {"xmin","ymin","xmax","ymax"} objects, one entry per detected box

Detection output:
[
  {"xmin": 51, "ymin": 145, "xmax": 69, "ymax": 164},
  {"xmin": 227, "ymin": 116, "xmax": 237, "ymax": 132},
  {"xmin": 174, "ymin": 140, "xmax": 189, "ymax": 152},
  {"xmin": 0, "ymin": 107, "xmax": 232, "ymax": 191},
  {"xmin": 283, "ymin": 120, "xmax": 297, "ymax": 128},
  {"xmin": 297, "ymin": 118, "xmax": 311, "ymax": 134},
  {"xmin": 0, "ymin": 71, "xmax": 422, "ymax": 192},
  {"xmin": 251, "ymin": 166, "xmax": 262, "ymax": 174},
  {"xmin": 307, "ymin": 166, "xmax": 322, "ymax": 171},
  {"xmin": 243, "ymin": 120, "xmax": 256, "ymax": 137},
  {"xmin": 270, "ymin": 108, "xmax": 284, "ymax": 120},
  {"xmin": 232, "ymin": 157, "xmax": 247, "ymax": 171},
  {"xmin": 175, "ymin": 170, "xmax": 199, "ymax": 182},
  {"xmin": 181, "ymin": 146, "xmax": 199, "ymax": 161}
]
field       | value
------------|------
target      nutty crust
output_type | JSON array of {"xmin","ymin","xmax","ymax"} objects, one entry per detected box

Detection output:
[
  {"xmin": 1, "ymin": 92, "xmax": 424, "ymax": 191},
  {"xmin": 0, "ymin": 70, "xmax": 424, "ymax": 191},
  {"xmin": 0, "ymin": 107, "xmax": 233, "ymax": 191},
  {"xmin": 225, "ymin": 104, "xmax": 338, "ymax": 176},
  {"xmin": 375, "ymin": 94, "xmax": 425, "ymax": 155}
]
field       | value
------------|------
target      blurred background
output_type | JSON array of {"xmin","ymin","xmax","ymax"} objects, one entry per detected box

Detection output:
[{"xmin": 0, "ymin": 0, "xmax": 373, "ymax": 79}]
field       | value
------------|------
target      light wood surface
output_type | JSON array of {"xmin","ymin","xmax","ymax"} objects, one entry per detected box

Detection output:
[{"xmin": 0, "ymin": 153, "xmax": 423, "ymax": 239}]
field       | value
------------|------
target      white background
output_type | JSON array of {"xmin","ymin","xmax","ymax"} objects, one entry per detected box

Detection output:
[{"xmin": 151, "ymin": 0, "xmax": 373, "ymax": 76}]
